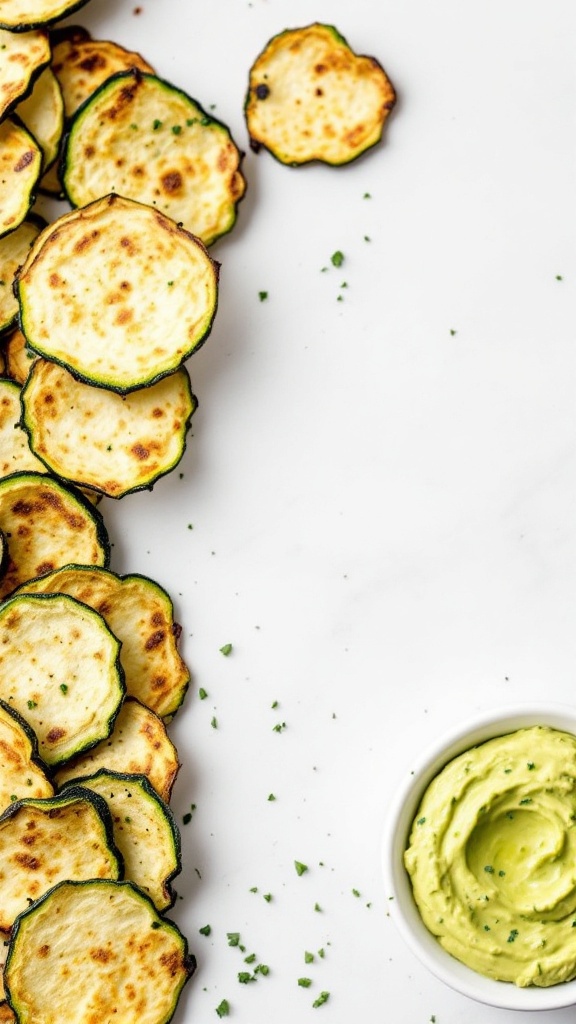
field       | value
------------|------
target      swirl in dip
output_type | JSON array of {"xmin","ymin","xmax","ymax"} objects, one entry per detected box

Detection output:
[{"xmin": 404, "ymin": 726, "xmax": 576, "ymax": 987}]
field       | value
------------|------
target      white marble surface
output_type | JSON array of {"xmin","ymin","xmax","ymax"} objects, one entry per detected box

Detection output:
[{"xmin": 41, "ymin": 0, "xmax": 576, "ymax": 1020}]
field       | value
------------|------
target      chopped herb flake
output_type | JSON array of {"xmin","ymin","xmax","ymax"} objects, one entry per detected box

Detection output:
[
  {"xmin": 258, "ymin": 291, "xmax": 268, "ymax": 302},
  {"xmin": 298, "ymin": 978, "xmax": 312, "ymax": 988},
  {"xmin": 227, "ymin": 932, "xmax": 241, "ymax": 947},
  {"xmin": 215, "ymin": 999, "xmax": 230, "ymax": 1018},
  {"xmin": 199, "ymin": 924, "xmax": 211, "ymax": 936},
  {"xmin": 199, "ymin": 688, "xmax": 208, "ymax": 700},
  {"xmin": 238, "ymin": 972, "xmax": 255, "ymax": 984},
  {"xmin": 294, "ymin": 861, "xmax": 308, "ymax": 876},
  {"xmin": 255, "ymin": 963, "xmax": 269, "ymax": 976},
  {"xmin": 263, "ymin": 893, "xmax": 272, "ymax": 902},
  {"xmin": 211, "ymin": 716, "xmax": 218, "ymax": 729},
  {"xmin": 267, "ymin": 793, "xmax": 276, "ymax": 801},
  {"xmin": 330, "ymin": 251, "xmax": 344, "ymax": 268},
  {"xmin": 60, "ymin": 684, "xmax": 68, "ymax": 694},
  {"xmin": 312, "ymin": 991, "xmax": 330, "ymax": 1008},
  {"xmin": 304, "ymin": 951, "xmax": 314, "ymax": 963},
  {"xmin": 220, "ymin": 643, "xmax": 233, "ymax": 656}
]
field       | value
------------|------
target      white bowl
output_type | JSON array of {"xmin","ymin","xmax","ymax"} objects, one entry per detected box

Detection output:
[{"xmin": 382, "ymin": 703, "xmax": 576, "ymax": 1011}]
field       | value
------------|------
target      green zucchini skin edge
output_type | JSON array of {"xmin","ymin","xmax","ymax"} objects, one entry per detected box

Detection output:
[
  {"xmin": 60, "ymin": 67, "xmax": 246, "ymax": 248},
  {"xmin": 4, "ymin": 878, "xmax": 197, "ymax": 1021},
  {"xmin": 0, "ymin": 0, "xmax": 90, "ymax": 32},
  {"xmin": 0, "ymin": 784, "xmax": 124, "ymax": 876},
  {"xmin": 0, "ymin": 590, "xmax": 126, "ymax": 765},
  {"xmin": 0, "ymin": 696, "xmax": 50, "ymax": 772},
  {"xmin": 0, "ymin": 470, "xmax": 112, "ymax": 579},
  {"xmin": 60, "ymin": 768, "xmax": 183, "ymax": 910},
  {"xmin": 19, "ymin": 365, "xmax": 199, "ymax": 497},
  {"xmin": 244, "ymin": 21, "xmax": 394, "ymax": 168}
]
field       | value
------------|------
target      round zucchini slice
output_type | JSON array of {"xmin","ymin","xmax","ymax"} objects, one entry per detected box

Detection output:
[
  {"xmin": 0, "ymin": 700, "xmax": 53, "ymax": 812},
  {"xmin": 21, "ymin": 360, "xmax": 197, "ymax": 497},
  {"xmin": 0, "ymin": 27, "xmax": 50, "ymax": 120},
  {"xmin": 0, "ymin": 471, "xmax": 110, "ymax": 598},
  {"xmin": 0, "ymin": 592, "xmax": 125, "ymax": 765},
  {"xmin": 15, "ymin": 564, "xmax": 190, "ymax": 719},
  {"xmin": 62, "ymin": 69, "xmax": 246, "ymax": 246},
  {"xmin": 245, "ymin": 22, "xmax": 396, "ymax": 166},
  {"xmin": 0, "ymin": 216, "xmax": 45, "ymax": 335},
  {"xmin": 66, "ymin": 770, "xmax": 181, "ymax": 911},
  {"xmin": 15, "ymin": 67, "xmax": 64, "ymax": 172},
  {"xmin": 0, "ymin": 0, "xmax": 90, "ymax": 31},
  {"xmin": 17, "ymin": 193, "xmax": 219, "ymax": 392},
  {"xmin": 5, "ymin": 879, "xmax": 195, "ymax": 1024},
  {"xmin": 51, "ymin": 31, "xmax": 155, "ymax": 119},
  {"xmin": 0, "ymin": 788, "xmax": 121, "ymax": 929},
  {"xmin": 54, "ymin": 697, "xmax": 180, "ymax": 802},
  {"xmin": 0, "ymin": 120, "xmax": 42, "ymax": 239}
]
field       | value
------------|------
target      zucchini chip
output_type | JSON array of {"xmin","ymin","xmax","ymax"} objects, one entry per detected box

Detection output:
[
  {"xmin": 21, "ymin": 360, "xmax": 197, "ymax": 497},
  {"xmin": 52, "ymin": 31, "xmax": 155, "ymax": 119},
  {"xmin": 0, "ymin": 120, "xmax": 42, "ymax": 239},
  {"xmin": 0, "ymin": 788, "xmax": 121, "ymax": 929},
  {"xmin": 5, "ymin": 879, "xmax": 195, "ymax": 1024},
  {"xmin": 62, "ymin": 69, "xmax": 246, "ymax": 246},
  {"xmin": 0, "ymin": 217, "xmax": 44, "ymax": 336},
  {"xmin": 15, "ymin": 67, "xmax": 64, "ymax": 172},
  {"xmin": 245, "ymin": 23, "xmax": 396, "ymax": 166},
  {"xmin": 0, "ymin": 379, "xmax": 45, "ymax": 478},
  {"xmin": 17, "ymin": 193, "xmax": 219, "ymax": 392},
  {"xmin": 15, "ymin": 565, "xmax": 190, "ymax": 719},
  {"xmin": 55, "ymin": 698, "xmax": 180, "ymax": 802},
  {"xmin": 0, "ymin": 700, "xmax": 53, "ymax": 811},
  {"xmin": 0, "ymin": 27, "xmax": 50, "ymax": 120},
  {"xmin": 66, "ymin": 770, "xmax": 181, "ymax": 911},
  {"xmin": 0, "ymin": 472, "xmax": 110, "ymax": 598},
  {"xmin": 0, "ymin": 592, "xmax": 125, "ymax": 765},
  {"xmin": 0, "ymin": 0, "xmax": 90, "ymax": 31},
  {"xmin": 3, "ymin": 328, "xmax": 38, "ymax": 385}
]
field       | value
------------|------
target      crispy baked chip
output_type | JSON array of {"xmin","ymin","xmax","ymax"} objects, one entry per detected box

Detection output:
[
  {"xmin": 245, "ymin": 23, "xmax": 396, "ymax": 165},
  {"xmin": 67, "ymin": 770, "xmax": 181, "ymax": 911},
  {"xmin": 0, "ymin": 218, "xmax": 45, "ymax": 336},
  {"xmin": 0, "ymin": 471, "xmax": 110, "ymax": 599},
  {"xmin": 52, "ymin": 31, "xmax": 155, "ymax": 118},
  {"xmin": 15, "ymin": 67, "xmax": 64, "ymax": 172},
  {"xmin": 62, "ymin": 69, "xmax": 246, "ymax": 246},
  {"xmin": 0, "ymin": 592, "xmax": 125, "ymax": 765},
  {"xmin": 0, "ymin": 121, "xmax": 42, "ymax": 239},
  {"xmin": 21, "ymin": 360, "xmax": 197, "ymax": 497},
  {"xmin": 15, "ymin": 564, "xmax": 190, "ymax": 718},
  {"xmin": 0, "ymin": 700, "xmax": 53, "ymax": 812},
  {"xmin": 17, "ymin": 194, "xmax": 219, "ymax": 392},
  {"xmin": 0, "ymin": 789, "xmax": 121, "ymax": 929},
  {"xmin": 55, "ymin": 698, "xmax": 180, "ymax": 802},
  {"xmin": 5, "ymin": 879, "xmax": 195, "ymax": 1024},
  {"xmin": 0, "ymin": 27, "xmax": 50, "ymax": 120},
  {"xmin": 0, "ymin": 0, "xmax": 90, "ymax": 31}
]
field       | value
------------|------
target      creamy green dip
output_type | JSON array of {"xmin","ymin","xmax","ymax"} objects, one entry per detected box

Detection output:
[{"xmin": 404, "ymin": 726, "xmax": 576, "ymax": 987}]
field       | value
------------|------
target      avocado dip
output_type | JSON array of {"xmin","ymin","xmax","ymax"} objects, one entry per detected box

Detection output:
[{"xmin": 404, "ymin": 726, "xmax": 576, "ymax": 987}]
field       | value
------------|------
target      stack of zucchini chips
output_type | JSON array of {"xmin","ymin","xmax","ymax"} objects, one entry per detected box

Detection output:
[
  {"xmin": 0, "ymin": 0, "xmax": 248, "ymax": 1020},
  {"xmin": 0, "ymin": 1, "xmax": 396, "ymax": 1019}
]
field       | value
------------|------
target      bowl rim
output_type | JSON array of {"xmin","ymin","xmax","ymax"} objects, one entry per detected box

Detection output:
[{"xmin": 382, "ymin": 701, "xmax": 576, "ymax": 1011}]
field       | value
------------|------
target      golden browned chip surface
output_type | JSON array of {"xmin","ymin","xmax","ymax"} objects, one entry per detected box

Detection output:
[
  {"xmin": 3, "ymin": 328, "xmax": 38, "ymax": 384},
  {"xmin": 55, "ymin": 698, "xmax": 180, "ymax": 802},
  {"xmin": 0, "ymin": 120, "xmax": 42, "ymax": 239},
  {"xmin": 16, "ymin": 564, "xmax": 190, "ymax": 718},
  {"xmin": 0, "ymin": 791, "xmax": 121, "ymax": 928},
  {"xmin": 51, "ymin": 32, "xmax": 155, "ymax": 118},
  {"xmin": 15, "ymin": 66, "xmax": 64, "ymax": 171},
  {"xmin": 0, "ymin": 471, "xmax": 109, "ymax": 599},
  {"xmin": 62, "ymin": 69, "xmax": 246, "ymax": 246},
  {"xmin": 21, "ymin": 360, "xmax": 197, "ymax": 497},
  {"xmin": 0, "ymin": 27, "xmax": 50, "ymax": 119},
  {"xmin": 245, "ymin": 22, "xmax": 396, "ymax": 165},
  {"xmin": 0, "ymin": 380, "xmax": 45, "ymax": 479},
  {"xmin": 18, "ymin": 193, "xmax": 219, "ymax": 391},
  {"xmin": 5, "ymin": 879, "xmax": 194, "ymax": 1024}
]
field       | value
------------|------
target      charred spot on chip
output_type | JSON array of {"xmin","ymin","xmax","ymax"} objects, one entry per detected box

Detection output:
[
  {"xmin": 255, "ymin": 83, "xmax": 270, "ymax": 100},
  {"xmin": 14, "ymin": 151, "xmax": 35, "ymax": 173},
  {"xmin": 161, "ymin": 170, "xmax": 183, "ymax": 195}
]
